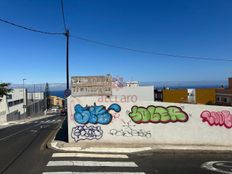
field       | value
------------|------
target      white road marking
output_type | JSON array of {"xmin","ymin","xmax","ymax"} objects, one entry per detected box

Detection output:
[
  {"xmin": 43, "ymin": 172, "xmax": 145, "ymax": 174},
  {"xmin": 201, "ymin": 161, "xmax": 232, "ymax": 174},
  {"xmin": 40, "ymin": 125, "xmax": 50, "ymax": 129},
  {"xmin": 19, "ymin": 122, "xmax": 26, "ymax": 124},
  {"xmin": 52, "ymin": 153, "xmax": 128, "ymax": 159},
  {"xmin": 0, "ymin": 123, "xmax": 41, "ymax": 141},
  {"xmin": 47, "ymin": 161, "xmax": 138, "ymax": 167},
  {"xmin": 52, "ymin": 120, "xmax": 55, "ymax": 122},
  {"xmin": 29, "ymin": 130, "xmax": 37, "ymax": 133}
]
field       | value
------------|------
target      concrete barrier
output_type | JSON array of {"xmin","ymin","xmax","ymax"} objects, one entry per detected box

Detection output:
[{"xmin": 68, "ymin": 96, "xmax": 232, "ymax": 147}]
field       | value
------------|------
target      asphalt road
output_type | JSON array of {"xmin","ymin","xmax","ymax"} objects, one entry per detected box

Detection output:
[
  {"xmin": 41, "ymin": 150, "xmax": 232, "ymax": 174},
  {"xmin": 0, "ymin": 114, "xmax": 64, "ymax": 174},
  {"xmin": 129, "ymin": 150, "xmax": 232, "ymax": 174}
]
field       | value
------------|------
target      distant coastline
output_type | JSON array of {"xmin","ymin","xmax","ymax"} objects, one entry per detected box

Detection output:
[{"xmin": 50, "ymin": 90, "xmax": 64, "ymax": 98}]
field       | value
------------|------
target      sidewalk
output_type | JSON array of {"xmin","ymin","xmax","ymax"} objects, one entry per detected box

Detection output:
[
  {"xmin": 50, "ymin": 140, "xmax": 232, "ymax": 154},
  {"xmin": 0, "ymin": 113, "xmax": 57, "ymax": 129}
]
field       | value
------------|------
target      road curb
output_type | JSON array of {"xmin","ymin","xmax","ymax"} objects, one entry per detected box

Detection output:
[
  {"xmin": 50, "ymin": 142, "xmax": 153, "ymax": 153},
  {"xmin": 48, "ymin": 139, "xmax": 232, "ymax": 154},
  {"xmin": 46, "ymin": 123, "xmax": 63, "ymax": 151}
]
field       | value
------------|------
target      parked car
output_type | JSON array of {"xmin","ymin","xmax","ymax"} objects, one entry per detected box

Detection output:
[
  {"xmin": 51, "ymin": 108, "xmax": 59, "ymax": 113},
  {"xmin": 60, "ymin": 109, "xmax": 67, "ymax": 116}
]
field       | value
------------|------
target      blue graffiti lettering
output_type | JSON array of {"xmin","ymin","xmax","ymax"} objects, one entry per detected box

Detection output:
[{"xmin": 74, "ymin": 103, "xmax": 121, "ymax": 125}]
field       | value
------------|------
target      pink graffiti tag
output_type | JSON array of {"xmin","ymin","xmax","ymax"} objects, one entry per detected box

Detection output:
[{"xmin": 201, "ymin": 110, "xmax": 232, "ymax": 129}]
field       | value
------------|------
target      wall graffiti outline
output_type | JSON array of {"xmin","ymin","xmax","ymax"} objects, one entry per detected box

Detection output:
[
  {"xmin": 109, "ymin": 121, "xmax": 151, "ymax": 138},
  {"xmin": 201, "ymin": 110, "xmax": 232, "ymax": 129},
  {"xmin": 128, "ymin": 105, "xmax": 189, "ymax": 124},
  {"xmin": 71, "ymin": 125, "xmax": 103, "ymax": 142},
  {"xmin": 74, "ymin": 103, "xmax": 121, "ymax": 125}
]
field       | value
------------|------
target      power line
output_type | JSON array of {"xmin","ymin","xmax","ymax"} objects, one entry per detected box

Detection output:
[
  {"xmin": 61, "ymin": 0, "xmax": 67, "ymax": 31},
  {"xmin": 0, "ymin": 17, "xmax": 64, "ymax": 35},
  {"xmin": 70, "ymin": 35, "xmax": 232, "ymax": 62}
]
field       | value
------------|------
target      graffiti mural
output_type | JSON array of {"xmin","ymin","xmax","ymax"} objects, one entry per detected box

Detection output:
[
  {"xmin": 201, "ymin": 110, "xmax": 232, "ymax": 129},
  {"xmin": 109, "ymin": 121, "xmax": 151, "ymax": 138},
  {"xmin": 74, "ymin": 103, "xmax": 121, "ymax": 124},
  {"xmin": 128, "ymin": 105, "xmax": 188, "ymax": 124},
  {"xmin": 71, "ymin": 125, "xmax": 103, "ymax": 142}
]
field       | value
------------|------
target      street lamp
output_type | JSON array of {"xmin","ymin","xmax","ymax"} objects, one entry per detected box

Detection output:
[{"xmin": 22, "ymin": 78, "xmax": 26, "ymax": 117}]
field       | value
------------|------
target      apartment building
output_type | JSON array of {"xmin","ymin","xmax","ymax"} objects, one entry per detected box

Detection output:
[
  {"xmin": 0, "ymin": 89, "xmax": 46, "ymax": 122},
  {"xmin": 216, "ymin": 77, "xmax": 232, "ymax": 106}
]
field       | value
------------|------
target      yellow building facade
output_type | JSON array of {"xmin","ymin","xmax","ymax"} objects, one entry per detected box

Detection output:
[
  {"xmin": 162, "ymin": 88, "xmax": 216, "ymax": 104},
  {"xmin": 50, "ymin": 96, "xmax": 64, "ymax": 108},
  {"xmin": 163, "ymin": 89, "xmax": 188, "ymax": 103},
  {"xmin": 195, "ymin": 88, "xmax": 216, "ymax": 104}
]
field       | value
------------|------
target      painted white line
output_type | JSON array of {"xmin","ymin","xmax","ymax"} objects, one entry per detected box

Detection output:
[
  {"xmin": 201, "ymin": 161, "xmax": 232, "ymax": 174},
  {"xmin": 47, "ymin": 161, "xmax": 138, "ymax": 167},
  {"xmin": 29, "ymin": 130, "xmax": 37, "ymax": 133},
  {"xmin": 52, "ymin": 120, "xmax": 55, "ymax": 122},
  {"xmin": 0, "ymin": 123, "xmax": 41, "ymax": 141},
  {"xmin": 19, "ymin": 122, "xmax": 26, "ymax": 124},
  {"xmin": 52, "ymin": 153, "xmax": 128, "ymax": 159},
  {"xmin": 43, "ymin": 172, "xmax": 145, "ymax": 174}
]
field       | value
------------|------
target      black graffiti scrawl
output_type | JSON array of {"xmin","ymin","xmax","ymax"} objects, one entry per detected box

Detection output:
[{"xmin": 71, "ymin": 125, "xmax": 103, "ymax": 142}]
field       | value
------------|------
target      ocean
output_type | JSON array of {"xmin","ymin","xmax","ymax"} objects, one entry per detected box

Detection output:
[{"xmin": 50, "ymin": 90, "xmax": 65, "ymax": 98}]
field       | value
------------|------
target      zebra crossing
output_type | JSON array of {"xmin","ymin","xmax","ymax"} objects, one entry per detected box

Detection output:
[
  {"xmin": 34, "ymin": 119, "xmax": 62, "ymax": 124},
  {"xmin": 42, "ymin": 152, "xmax": 145, "ymax": 174}
]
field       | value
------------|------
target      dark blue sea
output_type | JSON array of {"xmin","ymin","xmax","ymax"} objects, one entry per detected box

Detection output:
[{"xmin": 50, "ymin": 90, "xmax": 65, "ymax": 98}]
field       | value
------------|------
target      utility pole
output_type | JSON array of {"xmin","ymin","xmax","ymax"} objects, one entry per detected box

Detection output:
[
  {"xmin": 22, "ymin": 78, "xmax": 26, "ymax": 118},
  {"xmin": 65, "ymin": 29, "xmax": 69, "ymax": 90},
  {"xmin": 64, "ymin": 29, "xmax": 71, "ymax": 99}
]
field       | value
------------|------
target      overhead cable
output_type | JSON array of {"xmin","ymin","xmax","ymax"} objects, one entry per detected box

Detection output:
[
  {"xmin": 60, "ymin": 0, "xmax": 67, "ymax": 31},
  {"xmin": 0, "ymin": 17, "xmax": 64, "ymax": 35},
  {"xmin": 71, "ymin": 35, "xmax": 232, "ymax": 62}
]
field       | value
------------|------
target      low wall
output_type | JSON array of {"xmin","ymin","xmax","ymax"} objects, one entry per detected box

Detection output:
[{"xmin": 68, "ymin": 96, "xmax": 232, "ymax": 147}]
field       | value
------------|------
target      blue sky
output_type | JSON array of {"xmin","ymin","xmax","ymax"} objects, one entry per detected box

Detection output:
[{"xmin": 0, "ymin": 0, "xmax": 232, "ymax": 84}]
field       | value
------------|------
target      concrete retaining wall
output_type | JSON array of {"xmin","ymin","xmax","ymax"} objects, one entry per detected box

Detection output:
[{"xmin": 68, "ymin": 96, "xmax": 232, "ymax": 147}]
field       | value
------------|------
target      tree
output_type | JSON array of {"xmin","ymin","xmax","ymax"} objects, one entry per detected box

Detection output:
[
  {"xmin": 0, "ymin": 83, "xmax": 13, "ymax": 98},
  {"xmin": 44, "ymin": 83, "xmax": 51, "ymax": 109}
]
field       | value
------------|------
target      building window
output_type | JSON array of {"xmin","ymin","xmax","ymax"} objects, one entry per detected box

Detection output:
[
  {"xmin": 217, "ymin": 97, "xmax": 220, "ymax": 102},
  {"xmin": 6, "ymin": 94, "xmax": 12, "ymax": 99},
  {"xmin": 224, "ymin": 98, "xmax": 228, "ymax": 103},
  {"xmin": 8, "ymin": 101, "xmax": 13, "ymax": 107}
]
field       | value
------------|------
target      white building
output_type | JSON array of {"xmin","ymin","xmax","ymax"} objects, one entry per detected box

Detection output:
[
  {"xmin": 126, "ymin": 81, "xmax": 139, "ymax": 87},
  {"xmin": 0, "ymin": 96, "xmax": 8, "ymax": 122},
  {"xmin": 0, "ymin": 88, "xmax": 27, "ymax": 122},
  {"xmin": 7, "ymin": 88, "xmax": 26, "ymax": 115},
  {"xmin": 71, "ymin": 75, "xmax": 112, "ymax": 97},
  {"xmin": 28, "ymin": 92, "xmax": 45, "ymax": 100},
  {"xmin": 0, "ymin": 89, "xmax": 46, "ymax": 122}
]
